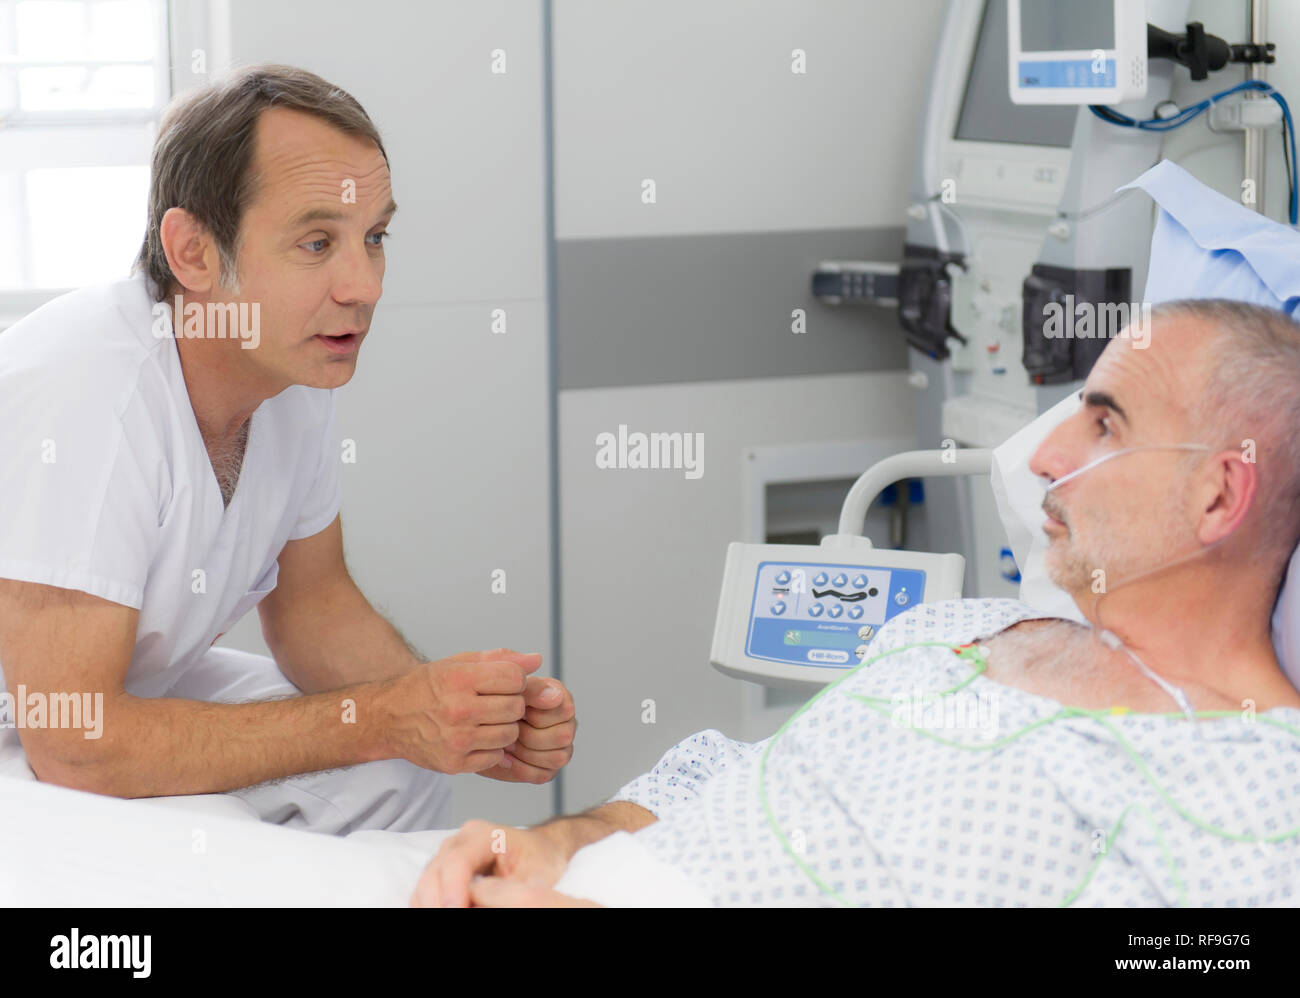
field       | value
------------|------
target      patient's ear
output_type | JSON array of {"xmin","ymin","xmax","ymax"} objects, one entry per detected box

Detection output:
[{"xmin": 1198, "ymin": 449, "xmax": 1257, "ymax": 545}]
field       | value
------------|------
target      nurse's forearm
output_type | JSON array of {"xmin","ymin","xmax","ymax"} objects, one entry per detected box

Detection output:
[
  {"xmin": 35, "ymin": 683, "xmax": 389, "ymax": 799},
  {"xmin": 261, "ymin": 577, "xmax": 423, "ymax": 693}
]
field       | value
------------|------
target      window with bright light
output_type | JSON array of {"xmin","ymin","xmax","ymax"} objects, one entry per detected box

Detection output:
[{"xmin": 0, "ymin": 0, "xmax": 169, "ymax": 293}]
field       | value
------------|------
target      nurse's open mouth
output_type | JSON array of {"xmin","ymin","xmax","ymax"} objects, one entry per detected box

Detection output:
[{"xmin": 316, "ymin": 332, "xmax": 360, "ymax": 354}]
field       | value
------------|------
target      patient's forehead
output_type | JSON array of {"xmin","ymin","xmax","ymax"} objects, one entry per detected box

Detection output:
[{"xmin": 1087, "ymin": 316, "xmax": 1210, "ymax": 429}]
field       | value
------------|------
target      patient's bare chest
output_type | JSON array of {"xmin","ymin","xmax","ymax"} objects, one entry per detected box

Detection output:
[{"xmin": 979, "ymin": 618, "xmax": 1171, "ymax": 711}]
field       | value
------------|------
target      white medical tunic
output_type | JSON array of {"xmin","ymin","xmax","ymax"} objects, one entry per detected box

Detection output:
[
  {"xmin": 0, "ymin": 273, "xmax": 454, "ymax": 833},
  {"xmin": 0, "ymin": 272, "xmax": 340, "ymax": 698},
  {"xmin": 613, "ymin": 598, "xmax": 1300, "ymax": 907}
]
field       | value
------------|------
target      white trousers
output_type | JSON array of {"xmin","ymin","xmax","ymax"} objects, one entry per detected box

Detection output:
[{"xmin": 0, "ymin": 645, "xmax": 452, "ymax": 835}]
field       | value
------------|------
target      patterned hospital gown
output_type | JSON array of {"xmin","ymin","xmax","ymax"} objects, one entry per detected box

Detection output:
[{"xmin": 611, "ymin": 598, "xmax": 1300, "ymax": 907}]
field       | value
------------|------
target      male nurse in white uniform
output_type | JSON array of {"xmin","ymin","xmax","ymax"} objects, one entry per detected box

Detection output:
[{"xmin": 0, "ymin": 65, "xmax": 576, "ymax": 834}]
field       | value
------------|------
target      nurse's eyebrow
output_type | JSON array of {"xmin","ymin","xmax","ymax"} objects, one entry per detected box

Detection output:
[
  {"xmin": 1080, "ymin": 389, "xmax": 1129, "ymax": 425},
  {"xmin": 288, "ymin": 199, "xmax": 398, "ymax": 228}
]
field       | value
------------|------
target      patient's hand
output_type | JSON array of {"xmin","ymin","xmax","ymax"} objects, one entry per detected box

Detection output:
[
  {"xmin": 411, "ymin": 819, "xmax": 570, "ymax": 908},
  {"xmin": 468, "ymin": 878, "xmax": 601, "ymax": 908}
]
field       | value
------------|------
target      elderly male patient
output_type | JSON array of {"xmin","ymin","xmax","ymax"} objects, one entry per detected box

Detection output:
[{"xmin": 416, "ymin": 298, "xmax": 1300, "ymax": 907}]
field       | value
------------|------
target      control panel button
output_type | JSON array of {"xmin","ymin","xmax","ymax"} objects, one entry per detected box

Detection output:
[{"xmin": 748, "ymin": 561, "xmax": 927, "ymax": 670}]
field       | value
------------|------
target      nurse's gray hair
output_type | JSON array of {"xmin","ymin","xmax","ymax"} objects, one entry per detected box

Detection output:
[{"xmin": 134, "ymin": 64, "xmax": 387, "ymax": 301}]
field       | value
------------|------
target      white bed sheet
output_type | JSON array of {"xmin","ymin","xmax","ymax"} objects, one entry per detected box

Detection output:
[{"xmin": 0, "ymin": 776, "xmax": 710, "ymax": 907}]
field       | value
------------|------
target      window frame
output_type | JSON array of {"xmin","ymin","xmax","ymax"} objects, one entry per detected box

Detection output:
[{"xmin": 0, "ymin": 0, "xmax": 227, "ymax": 326}]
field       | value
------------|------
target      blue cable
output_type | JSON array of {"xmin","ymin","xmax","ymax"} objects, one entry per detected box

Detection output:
[{"xmin": 1089, "ymin": 80, "xmax": 1298, "ymax": 224}]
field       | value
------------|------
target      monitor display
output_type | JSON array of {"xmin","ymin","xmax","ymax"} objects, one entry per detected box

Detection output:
[
  {"xmin": 954, "ymin": 0, "xmax": 1078, "ymax": 147},
  {"xmin": 1020, "ymin": 0, "xmax": 1114, "ymax": 52}
]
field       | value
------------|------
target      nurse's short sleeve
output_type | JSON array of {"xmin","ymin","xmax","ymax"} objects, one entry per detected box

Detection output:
[
  {"xmin": 289, "ymin": 390, "xmax": 341, "ymax": 541},
  {"xmin": 0, "ymin": 398, "xmax": 157, "ymax": 609}
]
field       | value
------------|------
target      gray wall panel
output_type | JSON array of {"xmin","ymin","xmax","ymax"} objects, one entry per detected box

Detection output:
[{"xmin": 557, "ymin": 227, "xmax": 910, "ymax": 390}]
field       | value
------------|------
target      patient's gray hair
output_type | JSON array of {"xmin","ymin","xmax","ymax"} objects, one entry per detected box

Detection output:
[{"xmin": 1153, "ymin": 299, "xmax": 1300, "ymax": 576}]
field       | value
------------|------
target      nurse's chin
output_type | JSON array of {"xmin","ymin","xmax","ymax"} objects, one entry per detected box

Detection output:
[{"xmin": 299, "ymin": 359, "xmax": 360, "ymax": 391}]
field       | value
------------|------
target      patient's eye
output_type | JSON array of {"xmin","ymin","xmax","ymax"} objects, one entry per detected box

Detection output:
[{"xmin": 1096, "ymin": 414, "xmax": 1114, "ymax": 438}]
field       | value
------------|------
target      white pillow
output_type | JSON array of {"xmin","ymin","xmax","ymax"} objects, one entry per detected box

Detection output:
[
  {"xmin": 1119, "ymin": 160, "xmax": 1300, "ymax": 317},
  {"xmin": 989, "ymin": 392, "xmax": 1300, "ymax": 692},
  {"xmin": 988, "ymin": 390, "xmax": 1085, "ymax": 626}
]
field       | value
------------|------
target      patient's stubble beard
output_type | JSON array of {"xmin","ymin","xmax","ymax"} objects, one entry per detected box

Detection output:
[{"xmin": 1045, "ymin": 492, "xmax": 1195, "ymax": 605}]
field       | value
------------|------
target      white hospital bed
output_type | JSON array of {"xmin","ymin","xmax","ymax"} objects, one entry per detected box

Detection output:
[{"xmin": 0, "ymin": 774, "xmax": 709, "ymax": 907}]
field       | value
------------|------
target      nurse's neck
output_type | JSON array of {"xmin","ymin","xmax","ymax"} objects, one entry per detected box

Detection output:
[{"xmin": 171, "ymin": 310, "xmax": 278, "ymax": 448}]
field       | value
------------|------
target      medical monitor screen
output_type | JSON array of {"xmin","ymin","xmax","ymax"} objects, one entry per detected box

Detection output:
[
  {"xmin": 1020, "ymin": 0, "xmax": 1114, "ymax": 52},
  {"xmin": 954, "ymin": 0, "xmax": 1077, "ymax": 147}
]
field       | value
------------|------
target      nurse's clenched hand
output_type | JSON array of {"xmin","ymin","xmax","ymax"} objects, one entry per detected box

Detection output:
[
  {"xmin": 476, "ymin": 675, "xmax": 576, "ymax": 784},
  {"xmin": 374, "ymin": 649, "xmax": 541, "ymax": 775}
]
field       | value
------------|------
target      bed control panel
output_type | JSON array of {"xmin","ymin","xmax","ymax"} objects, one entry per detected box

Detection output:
[
  {"xmin": 711, "ymin": 541, "xmax": 965, "ymax": 690},
  {"xmin": 747, "ymin": 560, "xmax": 926, "ymax": 666}
]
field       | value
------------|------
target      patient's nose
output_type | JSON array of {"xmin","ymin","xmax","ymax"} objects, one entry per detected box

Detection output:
[{"xmin": 1028, "ymin": 424, "xmax": 1079, "ymax": 488}]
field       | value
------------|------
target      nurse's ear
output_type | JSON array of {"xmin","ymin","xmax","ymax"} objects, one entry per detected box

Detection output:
[{"xmin": 158, "ymin": 206, "xmax": 220, "ymax": 296}]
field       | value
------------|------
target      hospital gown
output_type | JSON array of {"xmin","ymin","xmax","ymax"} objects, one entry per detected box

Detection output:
[{"xmin": 611, "ymin": 598, "xmax": 1300, "ymax": 907}]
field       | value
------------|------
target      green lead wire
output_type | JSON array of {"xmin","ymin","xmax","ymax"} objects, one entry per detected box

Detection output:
[{"xmin": 757, "ymin": 639, "xmax": 1300, "ymax": 908}]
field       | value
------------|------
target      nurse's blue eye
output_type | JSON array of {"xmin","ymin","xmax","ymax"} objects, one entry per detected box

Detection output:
[
  {"xmin": 366, "ymin": 230, "xmax": 389, "ymax": 248},
  {"xmin": 301, "ymin": 238, "xmax": 328, "ymax": 253}
]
